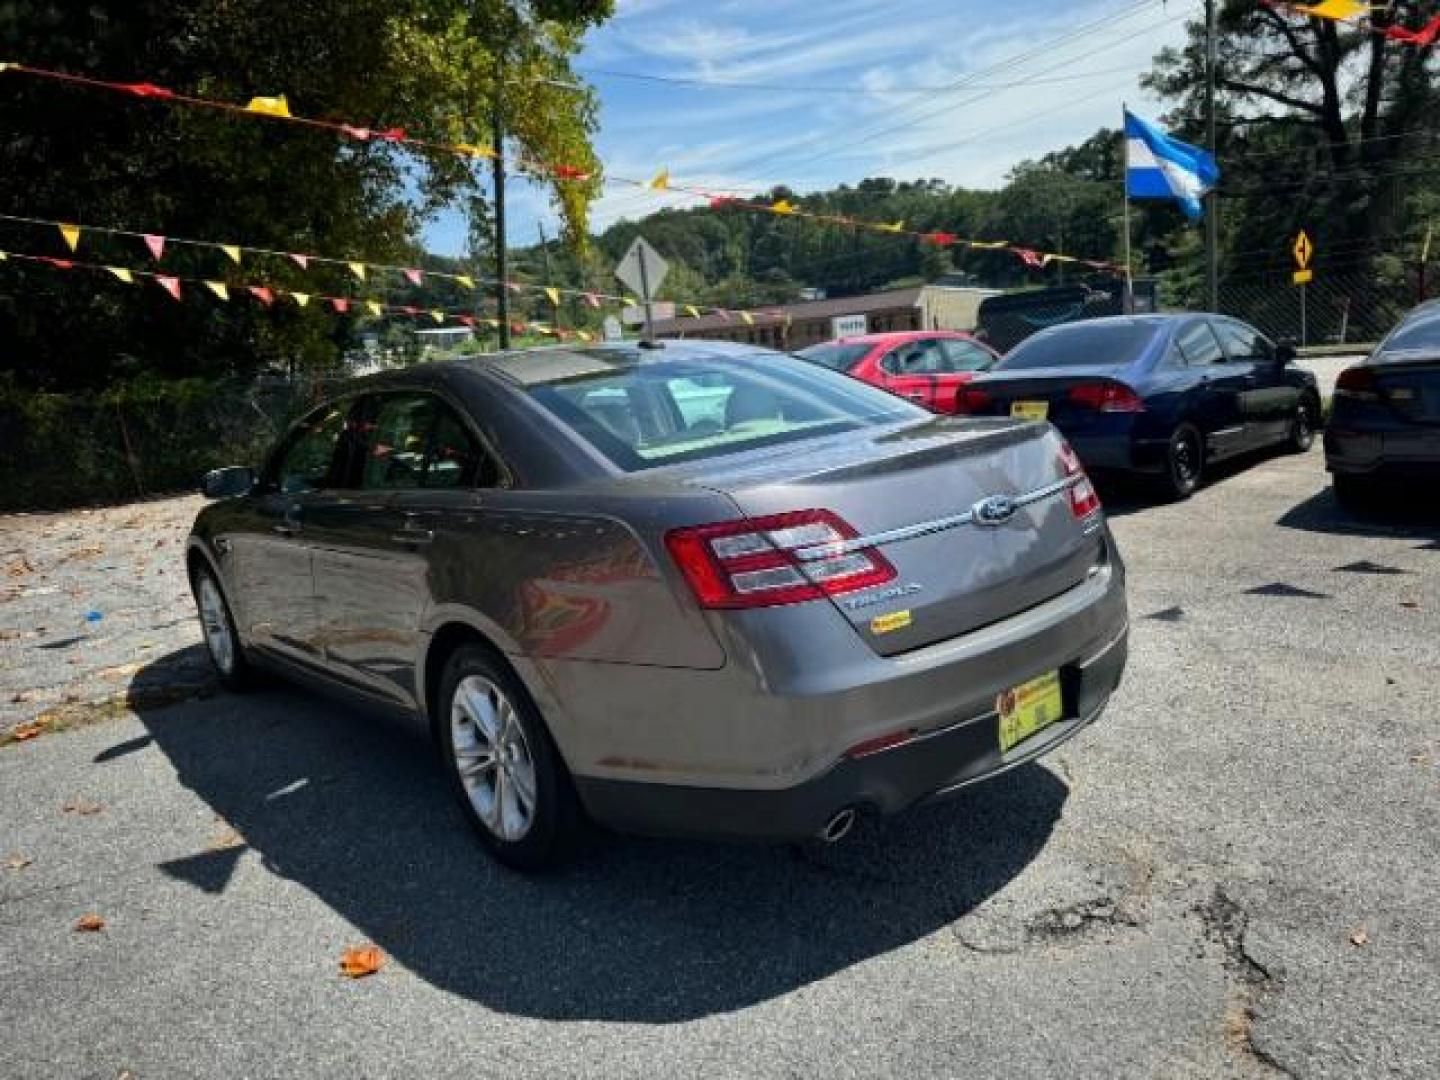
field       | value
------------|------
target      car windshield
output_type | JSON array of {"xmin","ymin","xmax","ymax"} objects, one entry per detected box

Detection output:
[
  {"xmin": 994, "ymin": 322, "xmax": 1159, "ymax": 370},
  {"xmin": 1382, "ymin": 316, "xmax": 1440, "ymax": 353},
  {"xmin": 527, "ymin": 355, "xmax": 924, "ymax": 472},
  {"xmin": 797, "ymin": 342, "xmax": 874, "ymax": 372}
]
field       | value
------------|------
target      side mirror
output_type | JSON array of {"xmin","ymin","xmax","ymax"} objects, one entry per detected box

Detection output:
[
  {"xmin": 202, "ymin": 465, "xmax": 255, "ymax": 499},
  {"xmin": 1274, "ymin": 338, "xmax": 1298, "ymax": 364}
]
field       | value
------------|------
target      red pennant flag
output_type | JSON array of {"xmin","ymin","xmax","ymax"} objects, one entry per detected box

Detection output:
[
  {"xmin": 1014, "ymin": 247, "xmax": 1045, "ymax": 268},
  {"xmin": 122, "ymin": 82, "xmax": 174, "ymax": 99},
  {"xmin": 248, "ymin": 285, "xmax": 275, "ymax": 305},
  {"xmin": 1385, "ymin": 14, "xmax": 1440, "ymax": 44},
  {"xmin": 289, "ymin": 253, "xmax": 309, "ymax": 269},
  {"xmin": 42, "ymin": 257, "xmax": 74, "ymax": 269},
  {"xmin": 155, "ymin": 275, "xmax": 181, "ymax": 300},
  {"xmin": 142, "ymin": 233, "xmax": 165, "ymax": 261},
  {"xmin": 329, "ymin": 297, "xmax": 349, "ymax": 313},
  {"xmin": 458, "ymin": 315, "xmax": 476, "ymax": 327},
  {"xmin": 583, "ymin": 292, "xmax": 601, "ymax": 309},
  {"xmin": 341, "ymin": 124, "xmax": 371, "ymax": 140},
  {"xmin": 554, "ymin": 165, "xmax": 592, "ymax": 180},
  {"xmin": 401, "ymin": 304, "xmax": 420, "ymax": 316},
  {"xmin": 708, "ymin": 196, "xmax": 736, "ymax": 210},
  {"xmin": 505, "ymin": 282, "xmax": 523, "ymax": 294},
  {"xmin": 924, "ymin": 232, "xmax": 958, "ymax": 246},
  {"xmin": 376, "ymin": 127, "xmax": 407, "ymax": 142},
  {"xmin": 510, "ymin": 322, "xmax": 526, "ymax": 335},
  {"xmin": 403, "ymin": 268, "xmax": 423, "ymax": 286}
]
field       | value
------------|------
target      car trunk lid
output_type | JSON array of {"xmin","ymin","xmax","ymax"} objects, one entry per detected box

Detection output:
[
  {"xmin": 691, "ymin": 417, "xmax": 1104, "ymax": 656},
  {"xmin": 1373, "ymin": 354, "xmax": 1440, "ymax": 424},
  {"xmin": 960, "ymin": 366, "xmax": 1133, "ymax": 421}
]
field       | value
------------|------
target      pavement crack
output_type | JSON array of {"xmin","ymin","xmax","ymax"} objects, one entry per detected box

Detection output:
[{"xmin": 1197, "ymin": 886, "xmax": 1291, "ymax": 1077}]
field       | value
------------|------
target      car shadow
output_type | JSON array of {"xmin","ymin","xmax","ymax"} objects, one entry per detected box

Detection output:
[
  {"xmin": 125, "ymin": 647, "xmax": 1067, "ymax": 1024},
  {"xmin": 1277, "ymin": 484, "xmax": 1440, "ymax": 540}
]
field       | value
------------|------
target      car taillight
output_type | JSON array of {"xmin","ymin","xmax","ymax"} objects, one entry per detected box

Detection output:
[
  {"xmin": 1334, "ymin": 366, "xmax": 1379, "ymax": 401},
  {"xmin": 665, "ymin": 509, "xmax": 896, "ymax": 610},
  {"xmin": 955, "ymin": 387, "xmax": 992, "ymax": 414},
  {"xmin": 1068, "ymin": 381, "xmax": 1145, "ymax": 412},
  {"xmin": 1059, "ymin": 441, "xmax": 1101, "ymax": 520}
]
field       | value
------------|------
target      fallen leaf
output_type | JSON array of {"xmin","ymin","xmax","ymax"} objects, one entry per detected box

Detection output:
[
  {"xmin": 208, "ymin": 826, "xmax": 245, "ymax": 851},
  {"xmin": 1412, "ymin": 751, "xmax": 1433, "ymax": 766},
  {"xmin": 9, "ymin": 690, "xmax": 34, "ymax": 704},
  {"xmin": 4, "ymin": 556, "xmax": 34, "ymax": 577},
  {"xmin": 58, "ymin": 545, "xmax": 104, "ymax": 564},
  {"xmin": 5, "ymin": 854, "xmax": 33, "ymax": 871},
  {"xmin": 10, "ymin": 719, "xmax": 48, "ymax": 741},
  {"xmin": 1350, "ymin": 927, "xmax": 1370, "ymax": 947},
  {"xmin": 339, "ymin": 944, "xmax": 385, "ymax": 978},
  {"xmin": 1400, "ymin": 600, "xmax": 1420, "ymax": 609},
  {"xmin": 62, "ymin": 797, "xmax": 104, "ymax": 816},
  {"xmin": 74, "ymin": 913, "xmax": 106, "ymax": 932}
]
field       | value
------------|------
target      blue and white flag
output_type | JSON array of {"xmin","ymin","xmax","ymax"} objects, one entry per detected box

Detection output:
[{"xmin": 1124, "ymin": 109, "xmax": 1219, "ymax": 221}]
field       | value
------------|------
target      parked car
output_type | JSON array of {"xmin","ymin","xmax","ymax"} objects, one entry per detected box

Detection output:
[
  {"xmin": 798, "ymin": 330, "xmax": 998, "ymax": 413},
  {"xmin": 954, "ymin": 314, "xmax": 1321, "ymax": 499},
  {"xmin": 1327, "ymin": 303, "xmax": 1440, "ymax": 507},
  {"xmin": 189, "ymin": 341, "xmax": 1127, "ymax": 869}
]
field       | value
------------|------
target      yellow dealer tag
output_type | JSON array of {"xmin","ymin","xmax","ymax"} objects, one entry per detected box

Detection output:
[{"xmin": 870, "ymin": 609, "xmax": 912, "ymax": 635}]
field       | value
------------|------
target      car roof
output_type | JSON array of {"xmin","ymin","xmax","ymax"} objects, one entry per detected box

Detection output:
[
  {"xmin": 451, "ymin": 338, "xmax": 783, "ymax": 388},
  {"xmin": 824, "ymin": 329, "xmax": 972, "ymax": 347}
]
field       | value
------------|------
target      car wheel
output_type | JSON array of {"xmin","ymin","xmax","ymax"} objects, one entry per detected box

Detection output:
[
  {"xmin": 1287, "ymin": 398, "xmax": 1318, "ymax": 453},
  {"xmin": 193, "ymin": 565, "xmax": 253, "ymax": 691},
  {"xmin": 1161, "ymin": 423, "xmax": 1204, "ymax": 500},
  {"xmin": 438, "ymin": 645, "xmax": 581, "ymax": 870}
]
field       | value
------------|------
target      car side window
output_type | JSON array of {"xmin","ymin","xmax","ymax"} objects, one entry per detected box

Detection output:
[
  {"xmin": 882, "ymin": 340, "xmax": 945, "ymax": 375},
  {"xmin": 1175, "ymin": 321, "xmax": 1227, "ymax": 367},
  {"xmin": 1215, "ymin": 320, "xmax": 1273, "ymax": 364},
  {"xmin": 351, "ymin": 392, "xmax": 498, "ymax": 491},
  {"xmin": 271, "ymin": 403, "xmax": 350, "ymax": 494},
  {"xmin": 939, "ymin": 338, "xmax": 994, "ymax": 373}
]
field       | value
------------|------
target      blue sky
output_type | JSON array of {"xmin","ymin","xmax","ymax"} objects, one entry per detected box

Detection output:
[{"xmin": 421, "ymin": 0, "xmax": 1193, "ymax": 256}]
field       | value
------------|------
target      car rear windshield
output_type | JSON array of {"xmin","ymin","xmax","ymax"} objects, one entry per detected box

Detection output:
[
  {"xmin": 993, "ymin": 322, "xmax": 1158, "ymax": 370},
  {"xmin": 526, "ymin": 355, "xmax": 924, "ymax": 472},
  {"xmin": 797, "ymin": 342, "xmax": 874, "ymax": 371},
  {"xmin": 1382, "ymin": 316, "xmax": 1440, "ymax": 354}
]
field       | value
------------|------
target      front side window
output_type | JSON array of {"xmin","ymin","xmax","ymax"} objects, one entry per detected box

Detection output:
[
  {"xmin": 350, "ymin": 392, "xmax": 495, "ymax": 491},
  {"xmin": 272, "ymin": 403, "xmax": 350, "ymax": 494},
  {"xmin": 527, "ymin": 355, "xmax": 923, "ymax": 472},
  {"xmin": 881, "ymin": 339, "xmax": 946, "ymax": 376},
  {"xmin": 1215, "ymin": 320, "xmax": 1272, "ymax": 364},
  {"xmin": 1175, "ymin": 321, "xmax": 1227, "ymax": 366}
]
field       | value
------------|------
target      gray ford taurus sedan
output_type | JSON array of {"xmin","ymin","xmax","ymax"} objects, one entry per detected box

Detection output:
[{"xmin": 188, "ymin": 340, "xmax": 1128, "ymax": 868}]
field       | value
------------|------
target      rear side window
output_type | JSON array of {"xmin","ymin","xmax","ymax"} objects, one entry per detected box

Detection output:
[
  {"xmin": 350, "ymin": 392, "xmax": 498, "ymax": 490},
  {"xmin": 1175, "ymin": 321, "xmax": 1226, "ymax": 366},
  {"xmin": 940, "ymin": 338, "xmax": 995, "ymax": 372},
  {"xmin": 881, "ymin": 339, "xmax": 947, "ymax": 375},
  {"xmin": 995, "ymin": 323, "xmax": 1158, "ymax": 370},
  {"xmin": 527, "ymin": 356, "xmax": 922, "ymax": 472},
  {"xmin": 798, "ymin": 342, "xmax": 873, "ymax": 371}
]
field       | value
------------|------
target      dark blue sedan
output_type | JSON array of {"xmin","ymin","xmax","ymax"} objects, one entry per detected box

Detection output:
[{"xmin": 957, "ymin": 315, "xmax": 1322, "ymax": 499}]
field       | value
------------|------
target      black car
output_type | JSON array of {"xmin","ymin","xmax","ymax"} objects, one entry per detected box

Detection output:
[
  {"xmin": 1326, "ymin": 303, "xmax": 1440, "ymax": 508},
  {"xmin": 957, "ymin": 315, "xmax": 1321, "ymax": 499}
]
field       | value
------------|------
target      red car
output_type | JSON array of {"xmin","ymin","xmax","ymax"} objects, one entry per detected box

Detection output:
[{"xmin": 798, "ymin": 330, "xmax": 999, "ymax": 413}]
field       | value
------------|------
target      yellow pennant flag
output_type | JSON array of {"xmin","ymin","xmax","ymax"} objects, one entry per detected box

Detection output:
[
  {"xmin": 245, "ymin": 94, "xmax": 291, "ymax": 118},
  {"xmin": 59, "ymin": 223, "xmax": 81, "ymax": 252},
  {"xmin": 770, "ymin": 200, "xmax": 796, "ymax": 215},
  {"xmin": 968, "ymin": 241, "xmax": 1008, "ymax": 250},
  {"xmin": 106, "ymin": 266, "xmax": 133, "ymax": 284},
  {"xmin": 454, "ymin": 274, "xmax": 475, "ymax": 289},
  {"xmin": 348, "ymin": 261, "xmax": 367, "ymax": 281},
  {"xmin": 454, "ymin": 142, "xmax": 495, "ymax": 159},
  {"xmin": 204, "ymin": 281, "xmax": 229, "ymax": 300},
  {"xmin": 291, "ymin": 291, "xmax": 311, "ymax": 307},
  {"xmin": 484, "ymin": 318, "xmax": 501, "ymax": 329},
  {"xmin": 431, "ymin": 310, "xmax": 445, "ymax": 323},
  {"xmin": 685, "ymin": 305, "xmax": 700, "ymax": 318},
  {"xmin": 0, "ymin": 63, "xmax": 10, "ymax": 74},
  {"xmin": 365, "ymin": 300, "xmax": 383, "ymax": 318},
  {"xmin": 220, "ymin": 244, "xmax": 242, "ymax": 265},
  {"xmin": 1295, "ymin": 0, "xmax": 1367, "ymax": 19},
  {"xmin": 740, "ymin": 311, "xmax": 755, "ymax": 326},
  {"xmin": 879, "ymin": 220, "xmax": 905, "ymax": 234},
  {"xmin": 647, "ymin": 169, "xmax": 670, "ymax": 191},
  {"xmin": 544, "ymin": 287, "xmax": 560, "ymax": 306}
]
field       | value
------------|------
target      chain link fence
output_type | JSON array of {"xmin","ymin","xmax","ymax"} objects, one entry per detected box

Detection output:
[{"xmin": 1215, "ymin": 266, "xmax": 1417, "ymax": 348}]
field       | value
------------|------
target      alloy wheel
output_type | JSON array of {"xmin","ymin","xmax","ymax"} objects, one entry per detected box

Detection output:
[
  {"xmin": 197, "ymin": 574, "xmax": 235, "ymax": 675},
  {"xmin": 450, "ymin": 675, "xmax": 538, "ymax": 842}
]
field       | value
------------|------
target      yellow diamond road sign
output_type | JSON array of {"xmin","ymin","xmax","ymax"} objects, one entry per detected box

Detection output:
[{"xmin": 1293, "ymin": 230, "xmax": 1314, "ymax": 270}]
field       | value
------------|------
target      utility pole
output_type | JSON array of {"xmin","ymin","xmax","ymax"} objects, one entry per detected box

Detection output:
[
  {"xmin": 1204, "ymin": 0, "xmax": 1219, "ymax": 313},
  {"xmin": 492, "ymin": 48, "xmax": 511, "ymax": 350}
]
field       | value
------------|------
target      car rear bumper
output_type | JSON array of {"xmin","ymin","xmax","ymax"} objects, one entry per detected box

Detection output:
[
  {"xmin": 572, "ymin": 622, "xmax": 1127, "ymax": 841},
  {"xmin": 1325, "ymin": 427, "xmax": 1440, "ymax": 477}
]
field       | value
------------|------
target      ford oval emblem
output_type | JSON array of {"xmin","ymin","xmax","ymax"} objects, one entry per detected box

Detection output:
[{"xmin": 973, "ymin": 494, "xmax": 1018, "ymax": 526}]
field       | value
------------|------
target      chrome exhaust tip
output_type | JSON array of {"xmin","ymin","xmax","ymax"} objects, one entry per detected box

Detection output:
[{"xmin": 817, "ymin": 807, "xmax": 857, "ymax": 844}]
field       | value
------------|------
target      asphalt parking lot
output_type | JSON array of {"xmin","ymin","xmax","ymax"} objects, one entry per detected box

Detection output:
[{"xmin": 2, "ymin": 443, "xmax": 1437, "ymax": 1079}]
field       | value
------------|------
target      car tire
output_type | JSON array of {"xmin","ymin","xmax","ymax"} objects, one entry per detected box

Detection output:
[
  {"xmin": 437, "ymin": 645, "xmax": 581, "ymax": 871},
  {"xmin": 1160, "ymin": 423, "xmax": 1204, "ymax": 500},
  {"xmin": 192, "ymin": 564, "xmax": 255, "ymax": 692},
  {"xmin": 1332, "ymin": 473, "xmax": 1372, "ymax": 512},
  {"xmin": 1286, "ymin": 397, "xmax": 1318, "ymax": 453}
]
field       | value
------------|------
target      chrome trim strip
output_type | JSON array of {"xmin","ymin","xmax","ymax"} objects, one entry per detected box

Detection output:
[{"xmin": 792, "ymin": 474, "xmax": 1082, "ymax": 561}]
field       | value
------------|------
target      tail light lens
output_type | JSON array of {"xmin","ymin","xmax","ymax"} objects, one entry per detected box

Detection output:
[
  {"xmin": 665, "ymin": 510, "xmax": 896, "ymax": 610},
  {"xmin": 1059, "ymin": 441, "xmax": 1101, "ymax": 520},
  {"xmin": 955, "ymin": 387, "xmax": 992, "ymax": 414},
  {"xmin": 1068, "ymin": 381, "xmax": 1146, "ymax": 412},
  {"xmin": 1334, "ymin": 366, "xmax": 1379, "ymax": 401}
]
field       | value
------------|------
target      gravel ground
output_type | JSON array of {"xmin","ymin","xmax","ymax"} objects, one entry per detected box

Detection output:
[{"xmin": 1, "ymin": 447, "xmax": 1437, "ymax": 1079}]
